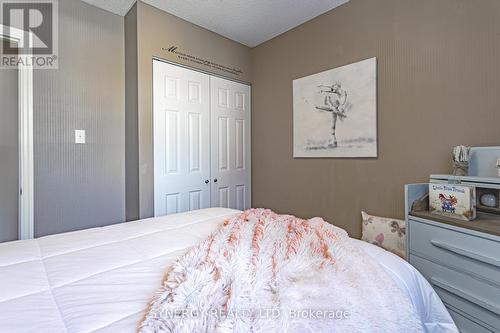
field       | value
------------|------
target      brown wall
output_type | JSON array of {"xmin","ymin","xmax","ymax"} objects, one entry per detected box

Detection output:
[
  {"xmin": 131, "ymin": 1, "xmax": 252, "ymax": 218},
  {"xmin": 251, "ymin": 0, "xmax": 500, "ymax": 238}
]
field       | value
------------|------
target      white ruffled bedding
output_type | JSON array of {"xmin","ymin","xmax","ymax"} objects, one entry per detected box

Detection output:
[{"xmin": 0, "ymin": 208, "xmax": 456, "ymax": 333}]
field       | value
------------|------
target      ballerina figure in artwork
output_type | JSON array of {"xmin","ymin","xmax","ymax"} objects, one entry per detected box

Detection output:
[{"xmin": 315, "ymin": 83, "xmax": 348, "ymax": 148}]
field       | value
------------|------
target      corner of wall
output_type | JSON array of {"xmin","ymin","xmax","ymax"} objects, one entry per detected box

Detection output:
[{"xmin": 124, "ymin": 3, "xmax": 140, "ymax": 221}]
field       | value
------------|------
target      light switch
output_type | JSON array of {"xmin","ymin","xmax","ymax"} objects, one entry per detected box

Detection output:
[{"xmin": 75, "ymin": 130, "xmax": 86, "ymax": 144}]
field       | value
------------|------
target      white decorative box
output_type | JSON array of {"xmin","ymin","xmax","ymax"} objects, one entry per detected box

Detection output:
[{"xmin": 429, "ymin": 184, "xmax": 477, "ymax": 221}]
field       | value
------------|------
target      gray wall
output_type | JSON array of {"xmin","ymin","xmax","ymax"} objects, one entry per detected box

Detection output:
[
  {"xmin": 34, "ymin": 0, "xmax": 125, "ymax": 237},
  {"xmin": 125, "ymin": 4, "xmax": 139, "ymax": 221},
  {"xmin": 3, "ymin": 0, "xmax": 251, "ymax": 237},
  {"xmin": 0, "ymin": 57, "xmax": 18, "ymax": 243},
  {"xmin": 251, "ymin": 0, "xmax": 500, "ymax": 238}
]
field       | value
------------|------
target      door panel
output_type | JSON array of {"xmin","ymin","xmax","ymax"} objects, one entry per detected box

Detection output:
[
  {"xmin": 153, "ymin": 61, "xmax": 211, "ymax": 216},
  {"xmin": 210, "ymin": 76, "xmax": 251, "ymax": 210},
  {"xmin": 0, "ymin": 64, "xmax": 19, "ymax": 242}
]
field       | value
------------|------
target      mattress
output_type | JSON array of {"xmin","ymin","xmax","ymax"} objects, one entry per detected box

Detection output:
[{"xmin": 0, "ymin": 208, "xmax": 455, "ymax": 333}]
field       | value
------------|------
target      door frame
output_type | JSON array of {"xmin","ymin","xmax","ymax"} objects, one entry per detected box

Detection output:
[{"xmin": 0, "ymin": 25, "xmax": 34, "ymax": 240}]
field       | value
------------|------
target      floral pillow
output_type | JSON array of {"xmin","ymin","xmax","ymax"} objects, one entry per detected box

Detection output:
[{"xmin": 361, "ymin": 211, "xmax": 406, "ymax": 259}]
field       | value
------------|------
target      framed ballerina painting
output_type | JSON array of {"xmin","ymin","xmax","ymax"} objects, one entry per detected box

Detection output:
[{"xmin": 293, "ymin": 57, "xmax": 377, "ymax": 158}]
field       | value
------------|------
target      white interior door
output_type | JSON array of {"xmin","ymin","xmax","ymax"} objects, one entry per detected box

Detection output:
[
  {"xmin": 210, "ymin": 76, "xmax": 251, "ymax": 210},
  {"xmin": 153, "ymin": 60, "xmax": 211, "ymax": 216}
]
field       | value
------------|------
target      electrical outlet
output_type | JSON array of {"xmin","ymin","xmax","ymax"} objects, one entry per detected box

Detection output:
[{"xmin": 75, "ymin": 130, "xmax": 86, "ymax": 144}]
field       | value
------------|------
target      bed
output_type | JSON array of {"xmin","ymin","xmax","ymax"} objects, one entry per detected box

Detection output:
[{"xmin": 0, "ymin": 208, "xmax": 456, "ymax": 332}]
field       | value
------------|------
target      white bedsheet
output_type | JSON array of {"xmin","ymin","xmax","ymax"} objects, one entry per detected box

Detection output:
[{"xmin": 0, "ymin": 208, "xmax": 455, "ymax": 333}]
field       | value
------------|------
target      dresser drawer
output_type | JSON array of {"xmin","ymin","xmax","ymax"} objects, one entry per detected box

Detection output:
[
  {"xmin": 408, "ymin": 219, "xmax": 500, "ymax": 284},
  {"xmin": 410, "ymin": 255, "xmax": 500, "ymax": 330}
]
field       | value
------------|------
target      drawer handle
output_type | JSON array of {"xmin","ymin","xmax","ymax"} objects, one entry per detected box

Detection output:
[
  {"xmin": 430, "ymin": 278, "xmax": 500, "ymax": 316},
  {"xmin": 430, "ymin": 240, "xmax": 500, "ymax": 268}
]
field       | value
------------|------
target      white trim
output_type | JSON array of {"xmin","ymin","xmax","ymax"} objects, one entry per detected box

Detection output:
[{"xmin": 1, "ymin": 25, "xmax": 34, "ymax": 240}]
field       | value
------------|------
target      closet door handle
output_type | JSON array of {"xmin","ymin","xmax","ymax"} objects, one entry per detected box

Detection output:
[
  {"xmin": 205, "ymin": 180, "xmax": 209, "ymax": 184},
  {"xmin": 213, "ymin": 179, "xmax": 218, "ymax": 183}
]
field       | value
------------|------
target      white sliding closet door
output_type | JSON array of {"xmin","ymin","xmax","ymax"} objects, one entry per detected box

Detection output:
[
  {"xmin": 210, "ymin": 76, "xmax": 251, "ymax": 210},
  {"xmin": 153, "ymin": 61, "xmax": 211, "ymax": 216}
]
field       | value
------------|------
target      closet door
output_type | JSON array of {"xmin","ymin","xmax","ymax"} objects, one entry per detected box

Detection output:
[
  {"xmin": 153, "ymin": 61, "xmax": 211, "ymax": 216},
  {"xmin": 210, "ymin": 77, "xmax": 251, "ymax": 210}
]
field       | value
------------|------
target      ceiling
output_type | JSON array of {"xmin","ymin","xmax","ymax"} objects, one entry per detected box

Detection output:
[
  {"xmin": 81, "ymin": 0, "xmax": 350, "ymax": 47},
  {"xmin": 81, "ymin": 0, "xmax": 136, "ymax": 16}
]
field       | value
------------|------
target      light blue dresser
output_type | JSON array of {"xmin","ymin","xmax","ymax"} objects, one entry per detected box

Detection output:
[{"xmin": 406, "ymin": 175, "xmax": 500, "ymax": 333}]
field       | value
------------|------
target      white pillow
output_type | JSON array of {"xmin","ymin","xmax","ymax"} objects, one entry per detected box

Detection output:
[{"xmin": 361, "ymin": 211, "xmax": 406, "ymax": 259}]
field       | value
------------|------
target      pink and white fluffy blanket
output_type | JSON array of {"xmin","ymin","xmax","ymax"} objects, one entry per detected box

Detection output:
[{"xmin": 140, "ymin": 209, "xmax": 423, "ymax": 333}]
